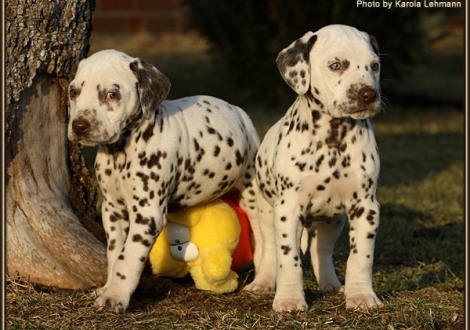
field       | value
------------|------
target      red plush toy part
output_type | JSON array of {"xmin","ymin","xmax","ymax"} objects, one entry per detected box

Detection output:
[{"xmin": 221, "ymin": 194, "xmax": 253, "ymax": 272}]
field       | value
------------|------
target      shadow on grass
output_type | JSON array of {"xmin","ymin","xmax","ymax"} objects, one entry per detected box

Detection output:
[
  {"xmin": 376, "ymin": 204, "xmax": 463, "ymax": 266},
  {"xmin": 377, "ymin": 131, "xmax": 464, "ymax": 188},
  {"xmin": 331, "ymin": 204, "xmax": 464, "ymax": 299}
]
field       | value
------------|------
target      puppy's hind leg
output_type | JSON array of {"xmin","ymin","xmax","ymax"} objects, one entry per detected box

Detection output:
[{"xmin": 242, "ymin": 186, "xmax": 276, "ymax": 293}]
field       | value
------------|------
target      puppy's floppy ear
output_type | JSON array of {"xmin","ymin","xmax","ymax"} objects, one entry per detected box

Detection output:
[
  {"xmin": 276, "ymin": 32, "xmax": 317, "ymax": 95},
  {"xmin": 130, "ymin": 58, "xmax": 171, "ymax": 119},
  {"xmin": 368, "ymin": 34, "xmax": 380, "ymax": 54}
]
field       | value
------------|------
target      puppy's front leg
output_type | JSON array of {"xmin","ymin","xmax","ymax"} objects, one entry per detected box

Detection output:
[
  {"xmin": 96, "ymin": 198, "xmax": 130, "ymax": 296},
  {"xmin": 94, "ymin": 206, "xmax": 165, "ymax": 313},
  {"xmin": 272, "ymin": 197, "xmax": 307, "ymax": 312},
  {"xmin": 344, "ymin": 201, "xmax": 382, "ymax": 309}
]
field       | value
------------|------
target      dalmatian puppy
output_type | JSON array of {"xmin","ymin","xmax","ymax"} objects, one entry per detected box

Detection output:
[
  {"xmin": 244, "ymin": 24, "xmax": 383, "ymax": 311},
  {"xmin": 67, "ymin": 49, "xmax": 260, "ymax": 313}
]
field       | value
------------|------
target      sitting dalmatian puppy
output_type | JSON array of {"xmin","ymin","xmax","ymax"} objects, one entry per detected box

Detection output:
[
  {"xmin": 244, "ymin": 24, "xmax": 383, "ymax": 311},
  {"xmin": 67, "ymin": 49, "xmax": 260, "ymax": 313}
]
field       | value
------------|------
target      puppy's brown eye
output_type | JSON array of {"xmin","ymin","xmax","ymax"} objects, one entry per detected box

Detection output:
[
  {"xmin": 69, "ymin": 87, "xmax": 78, "ymax": 99},
  {"xmin": 330, "ymin": 62, "xmax": 341, "ymax": 71},
  {"xmin": 371, "ymin": 62, "xmax": 380, "ymax": 72},
  {"xmin": 106, "ymin": 91, "xmax": 119, "ymax": 99}
]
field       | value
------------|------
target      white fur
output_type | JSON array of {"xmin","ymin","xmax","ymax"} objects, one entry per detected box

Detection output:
[
  {"xmin": 68, "ymin": 49, "xmax": 260, "ymax": 313},
  {"xmin": 245, "ymin": 25, "xmax": 383, "ymax": 312}
]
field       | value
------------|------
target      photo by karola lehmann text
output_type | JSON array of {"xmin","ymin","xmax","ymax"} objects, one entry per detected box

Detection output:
[{"xmin": 357, "ymin": 0, "xmax": 462, "ymax": 9}]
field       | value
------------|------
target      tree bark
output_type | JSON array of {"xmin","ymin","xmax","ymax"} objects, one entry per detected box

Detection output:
[{"xmin": 5, "ymin": 0, "xmax": 107, "ymax": 289}]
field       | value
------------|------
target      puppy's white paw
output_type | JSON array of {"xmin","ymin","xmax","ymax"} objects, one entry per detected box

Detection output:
[
  {"xmin": 95, "ymin": 285, "xmax": 108, "ymax": 296},
  {"xmin": 243, "ymin": 278, "xmax": 275, "ymax": 294},
  {"xmin": 345, "ymin": 293, "xmax": 383, "ymax": 309},
  {"xmin": 94, "ymin": 290, "xmax": 130, "ymax": 314},
  {"xmin": 273, "ymin": 294, "xmax": 308, "ymax": 312}
]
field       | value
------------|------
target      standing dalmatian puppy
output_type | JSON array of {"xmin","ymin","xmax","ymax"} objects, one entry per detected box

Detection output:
[
  {"xmin": 67, "ymin": 49, "xmax": 260, "ymax": 313},
  {"xmin": 244, "ymin": 25, "xmax": 383, "ymax": 311}
]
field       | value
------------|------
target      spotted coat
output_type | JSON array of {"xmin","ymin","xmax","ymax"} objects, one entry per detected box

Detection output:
[
  {"xmin": 67, "ymin": 49, "xmax": 260, "ymax": 313},
  {"xmin": 244, "ymin": 24, "xmax": 383, "ymax": 312}
]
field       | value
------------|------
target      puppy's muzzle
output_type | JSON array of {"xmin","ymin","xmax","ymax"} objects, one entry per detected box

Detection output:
[
  {"xmin": 72, "ymin": 118, "xmax": 91, "ymax": 136},
  {"xmin": 346, "ymin": 86, "xmax": 381, "ymax": 118},
  {"xmin": 357, "ymin": 87, "xmax": 378, "ymax": 107}
]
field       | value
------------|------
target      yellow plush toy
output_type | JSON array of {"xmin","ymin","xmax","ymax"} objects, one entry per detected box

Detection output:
[{"xmin": 146, "ymin": 197, "xmax": 250, "ymax": 293}]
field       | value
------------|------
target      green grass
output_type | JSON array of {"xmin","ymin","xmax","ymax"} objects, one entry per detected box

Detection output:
[{"xmin": 6, "ymin": 32, "xmax": 465, "ymax": 329}]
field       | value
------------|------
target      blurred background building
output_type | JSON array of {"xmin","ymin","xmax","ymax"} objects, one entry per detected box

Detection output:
[{"xmin": 92, "ymin": 0, "xmax": 188, "ymax": 34}]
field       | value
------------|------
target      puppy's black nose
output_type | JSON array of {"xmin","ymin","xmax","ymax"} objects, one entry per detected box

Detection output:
[
  {"xmin": 358, "ymin": 87, "xmax": 377, "ymax": 104},
  {"xmin": 72, "ymin": 118, "xmax": 90, "ymax": 135}
]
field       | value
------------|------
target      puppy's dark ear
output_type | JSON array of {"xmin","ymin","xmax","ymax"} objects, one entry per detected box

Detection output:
[
  {"xmin": 276, "ymin": 32, "xmax": 317, "ymax": 95},
  {"xmin": 368, "ymin": 34, "xmax": 380, "ymax": 54},
  {"xmin": 130, "ymin": 59, "xmax": 171, "ymax": 119}
]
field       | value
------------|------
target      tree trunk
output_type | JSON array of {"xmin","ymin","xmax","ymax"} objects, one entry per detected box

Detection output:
[{"xmin": 5, "ymin": 0, "xmax": 107, "ymax": 289}]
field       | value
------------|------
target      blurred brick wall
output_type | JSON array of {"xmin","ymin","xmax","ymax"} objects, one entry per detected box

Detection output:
[{"xmin": 92, "ymin": 0, "xmax": 188, "ymax": 34}]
